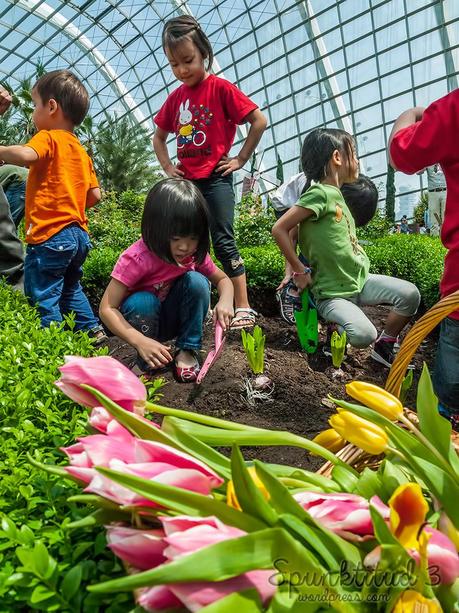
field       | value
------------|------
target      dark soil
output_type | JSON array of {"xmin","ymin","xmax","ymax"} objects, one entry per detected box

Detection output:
[{"xmin": 103, "ymin": 305, "xmax": 437, "ymax": 473}]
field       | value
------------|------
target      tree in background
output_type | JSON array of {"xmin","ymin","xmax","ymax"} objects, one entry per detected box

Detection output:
[
  {"xmin": 385, "ymin": 164, "xmax": 395, "ymax": 223},
  {"xmin": 93, "ymin": 114, "xmax": 161, "ymax": 193},
  {"xmin": 413, "ymin": 191, "xmax": 428, "ymax": 225}
]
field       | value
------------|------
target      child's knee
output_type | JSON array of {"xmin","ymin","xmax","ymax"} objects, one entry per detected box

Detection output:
[
  {"xmin": 346, "ymin": 323, "xmax": 378, "ymax": 348},
  {"xmin": 396, "ymin": 282, "xmax": 421, "ymax": 316},
  {"xmin": 183, "ymin": 271, "xmax": 210, "ymax": 295},
  {"xmin": 121, "ymin": 291, "xmax": 159, "ymax": 318}
]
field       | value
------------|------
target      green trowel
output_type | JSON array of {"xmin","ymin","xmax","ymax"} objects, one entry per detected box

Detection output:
[{"xmin": 294, "ymin": 289, "xmax": 318, "ymax": 353}]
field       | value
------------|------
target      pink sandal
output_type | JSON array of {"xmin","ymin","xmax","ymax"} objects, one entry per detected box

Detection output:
[{"xmin": 174, "ymin": 351, "xmax": 201, "ymax": 383}]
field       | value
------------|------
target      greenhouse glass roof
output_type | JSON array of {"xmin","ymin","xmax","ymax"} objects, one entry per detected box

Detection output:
[{"xmin": 0, "ymin": 0, "xmax": 458, "ymax": 214}]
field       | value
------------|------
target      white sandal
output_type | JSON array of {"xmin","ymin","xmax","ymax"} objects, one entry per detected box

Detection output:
[{"xmin": 230, "ymin": 307, "xmax": 258, "ymax": 330}]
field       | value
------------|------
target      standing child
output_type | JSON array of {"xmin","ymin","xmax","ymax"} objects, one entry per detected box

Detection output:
[
  {"xmin": 0, "ymin": 70, "xmax": 103, "ymax": 337},
  {"xmin": 272, "ymin": 128, "xmax": 420, "ymax": 366},
  {"xmin": 99, "ymin": 178, "xmax": 234, "ymax": 383},
  {"xmin": 153, "ymin": 15, "xmax": 267, "ymax": 330},
  {"xmin": 389, "ymin": 95, "xmax": 459, "ymax": 426}
]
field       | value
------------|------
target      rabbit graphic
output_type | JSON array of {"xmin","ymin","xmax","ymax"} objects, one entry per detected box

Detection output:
[{"xmin": 177, "ymin": 99, "xmax": 206, "ymax": 148}]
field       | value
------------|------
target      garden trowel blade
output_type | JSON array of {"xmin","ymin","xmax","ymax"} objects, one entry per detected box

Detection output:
[
  {"xmin": 196, "ymin": 321, "xmax": 226, "ymax": 384},
  {"xmin": 294, "ymin": 290, "xmax": 318, "ymax": 354}
]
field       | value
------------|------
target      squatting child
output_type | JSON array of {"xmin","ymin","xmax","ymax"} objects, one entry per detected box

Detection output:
[
  {"xmin": 0, "ymin": 70, "xmax": 103, "ymax": 337},
  {"xmin": 272, "ymin": 128, "xmax": 420, "ymax": 367}
]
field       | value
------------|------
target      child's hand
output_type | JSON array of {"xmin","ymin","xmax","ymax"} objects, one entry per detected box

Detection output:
[
  {"xmin": 164, "ymin": 163, "xmax": 185, "ymax": 178},
  {"xmin": 276, "ymin": 275, "xmax": 292, "ymax": 291},
  {"xmin": 215, "ymin": 155, "xmax": 244, "ymax": 176},
  {"xmin": 136, "ymin": 337, "xmax": 173, "ymax": 369},
  {"xmin": 213, "ymin": 300, "xmax": 234, "ymax": 331},
  {"xmin": 293, "ymin": 272, "xmax": 312, "ymax": 292}
]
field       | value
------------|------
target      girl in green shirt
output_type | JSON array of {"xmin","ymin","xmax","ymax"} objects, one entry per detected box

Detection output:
[{"xmin": 272, "ymin": 128, "xmax": 420, "ymax": 368}]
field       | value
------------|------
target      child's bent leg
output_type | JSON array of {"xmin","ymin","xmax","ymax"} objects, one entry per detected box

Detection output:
[
  {"xmin": 60, "ymin": 227, "xmax": 100, "ymax": 332},
  {"xmin": 120, "ymin": 291, "xmax": 161, "ymax": 340},
  {"xmin": 432, "ymin": 317, "xmax": 459, "ymax": 425},
  {"xmin": 24, "ymin": 227, "xmax": 80, "ymax": 327},
  {"xmin": 316, "ymin": 297, "xmax": 377, "ymax": 348}
]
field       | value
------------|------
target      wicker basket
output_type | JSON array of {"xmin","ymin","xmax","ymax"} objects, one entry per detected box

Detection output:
[{"xmin": 317, "ymin": 290, "xmax": 459, "ymax": 477}]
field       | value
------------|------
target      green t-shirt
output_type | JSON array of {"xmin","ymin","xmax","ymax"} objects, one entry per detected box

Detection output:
[
  {"xmin": 0, "ymin": 164, "xmax": 28, "ymax": 189},
  {"xmin": 297, "ymin": 183, "xmax": 370, "ymax": 300}
]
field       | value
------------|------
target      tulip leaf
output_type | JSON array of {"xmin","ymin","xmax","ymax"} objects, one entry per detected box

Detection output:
[
  {"xmin": 352, "ymin": 468, "xmax": 384, "ymax": 499},
  {"xmin": 416, "ymin": 363, "xmax": 459, "ymax": 473},
  {"xmin": 377, "ymin": 461, "xmax": 411, "ymax": 502},
  {"xmin": 253, "ymin": 463, "xmax": 362, "ymax": 570},
  {"xmin": 167, "ymin": 420, "xmax": 358, "ymax": 475},
  {"xmin": 199, "ymin": 589, "xmax": 263, "ymax": 612},
  {"xmin": 266, "ymin": 465, "xmax": 342, "ymax": 493},
  {"xmin": 230, "ymin": 446, "xmax": 278, "ymax": 526},
  {"xmin": 89, "ymin": 525, "xmax": 360, "ymax": 612},
  {"xmin": 95, "ymin": 466, "xmax": 265, "ymax": 533},
  {"xmin": 330, "ymin": 465, "xmax": 359, "ymax": 491},
  {"xmin": 161, "ymin": 416, "xmax": 232, "ymax": 479}
]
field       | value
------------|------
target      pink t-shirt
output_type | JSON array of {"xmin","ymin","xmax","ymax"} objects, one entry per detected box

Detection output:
[
  {"xmin": 154, "ymin": 74, "xmax": 258, "ymax": 179},
  {"xmin": 111, "ymin": 239, "xmax": 217, "ymax": 300}
]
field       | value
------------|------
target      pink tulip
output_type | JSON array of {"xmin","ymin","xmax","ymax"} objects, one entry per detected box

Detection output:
[
  {"xmin": 89, "ymin": 406, "xmax": 159, "ymax": 434},
  {"xmin": 106, "ymin": 525, "xmax": 167, "ymax": 570},
  {"xmin": 129, "ymin": 515, "xmax": 275, "ymax": 611},
  {"xmin": 293, "ymin": 491, "xmax": 389, "ymax": 542},
  {"xmin": 55, "ymin": 355, "xmax": 146, "ymax": 414}
]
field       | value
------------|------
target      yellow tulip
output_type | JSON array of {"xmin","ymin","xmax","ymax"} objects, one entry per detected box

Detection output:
[
  {"xmin": 389, "ymin": 483, "xmax": 428, "ymax": 550},
  {"xmin": 346, "ymin": 381, "xmax": 403, "ymax": 421},
  {"xmin": 226, "ymin": 466, "xmax": 269, "ymax": 511},
  {"xmin": 329, "ymin": 410, "xmax": 389, "ymax": 455},
  {"xmin": 392, "ymin": 590, "xmax": 442, "ymax": 612},
  {"xmin": 312, "ymin": 428, "xmax": 347, "ymax": 454}
]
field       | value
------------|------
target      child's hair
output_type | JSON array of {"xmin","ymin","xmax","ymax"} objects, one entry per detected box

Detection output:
[
  {"xmin": 141, "ymin": 178, "xmax": 210, "ymax": 265},
  {"xmin": 162, "ymin": 15, "xmax": 213, "ymax": 71},
  {"xmin": 301, "ymin": 128, "xmax": 355, "ymax": 191},
  {"xmin": 341, "ymin": 174, "xmax": 378, "ymax": 227},
  {"xmin": 33, "ymin": 70, "xmax": 89, "ymax": 126}
]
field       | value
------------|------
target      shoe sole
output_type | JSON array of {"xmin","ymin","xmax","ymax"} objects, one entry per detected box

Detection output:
[
  {"xmin": 370, "ymin": 349, "xmax": 392, "ymax": 368},
  {"xmin": 276, "ymin": 293, "xmax": 297, "ymax": 326}
]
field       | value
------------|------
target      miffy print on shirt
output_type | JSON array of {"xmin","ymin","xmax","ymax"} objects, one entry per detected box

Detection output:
[{"xmin": 176, "ymin": 99, "xmax": 213, "ymax": 152}]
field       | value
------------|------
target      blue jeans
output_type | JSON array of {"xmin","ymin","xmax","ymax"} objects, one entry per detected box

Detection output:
[
  {"xmin": 24, "ymin": 224, "xmax": 100, "ymax": 331},
  {"xmin": 120, "ymin": 272, "xmax": 210, "ymax": 355},
  {"xmin": 433, "ymin": 316, "xmax": 459, "ymax": 417},
  {"xmin": 5, "ymin": 180, "xmax": 26, "ymax": 228}
]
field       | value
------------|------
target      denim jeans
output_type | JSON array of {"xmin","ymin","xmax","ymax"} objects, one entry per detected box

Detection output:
[
  {"xmin": 0, "ymin": 186, "xmax": 24, "ymax": 291},
  {"xmin": 5, "ymin": 180, "xmax": 26, "ymax": 228},
  {"xmin": 193, "ymin": 173, "xmax": 244, "ymax": 278},
  {"xmin": 120, "ymin": 271, "xmax": 210, "ymax": 356},
  {"xmin": 24, "ymin": 224, "xmax": 100, "ymax": 331},
  {"xmin": 433, "ymin": 316, "xmax": 459, "ymax": 415}
]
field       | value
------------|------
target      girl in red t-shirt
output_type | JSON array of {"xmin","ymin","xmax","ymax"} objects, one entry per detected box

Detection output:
[{"xmin": 153, "ymin": 15, "xmax": 267, "ymax": 329}]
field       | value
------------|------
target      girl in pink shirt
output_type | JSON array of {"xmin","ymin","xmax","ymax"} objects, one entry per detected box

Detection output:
[
  {"xmin": 153, "ymin": 15, "xmax": 267, "ymax": 330},
  {"xmin": 100, "ymin": 179, "xmax": 234, "ymax": 382}
]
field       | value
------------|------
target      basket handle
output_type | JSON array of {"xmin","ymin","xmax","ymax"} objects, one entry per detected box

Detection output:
[{"xmin": 385, "ymin": 289, "xmax": 459, "ymax": 397}]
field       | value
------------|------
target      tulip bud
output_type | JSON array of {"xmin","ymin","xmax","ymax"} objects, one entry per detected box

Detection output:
[
  {"xmin": 329, "ymin": 411, "xmax": 388, "ymax": 455},
  {"xmin": 346, "ymin": 381, "xmax": 403, "ymax": 421},
  {"xmin": 392, "ymin": 590, "xmax": 442, "ymax": 612},
  {"xmin": 227, "ymin": 466, "xmax": 269, "ymax": 511},
  {"xmin": 312, "ymin": 429, "xmax": 347, "ymax": 454}
]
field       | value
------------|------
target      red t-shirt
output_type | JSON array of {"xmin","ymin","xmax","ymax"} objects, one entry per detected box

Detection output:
[
  {"xmin": 154, "ymin": 74, "xmax": 258, "ymax": 179},
  {"xmin": 390, "ymin": 89, "xmax": 459, "ymax": 319}
]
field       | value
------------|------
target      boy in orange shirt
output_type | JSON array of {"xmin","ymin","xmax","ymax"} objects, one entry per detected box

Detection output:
[{"xmin": 0, "ymin": 70, "xmax": 104, "ymax": 336}]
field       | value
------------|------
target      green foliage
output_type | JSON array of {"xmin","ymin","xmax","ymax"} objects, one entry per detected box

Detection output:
[
  {"xmin": 234, "ymin": 192, "xmax": 275, "ymax": 248},
  {"xmin": 241, "ymin": 326, "xmax": 266, "ymax": 374},
  {"xmin": 93, "ymin": 114, "xmax": 161, "ymax": 193},
  {"xmin": 399, "ymin": 369, "xmax": 414, "ymax": 406},
  {"xmin": 239, "ymin": 244, "xmax": 284, "ymax": 287},
  {"xmin": 385, "ymin": 164, "xmax": 395, "ymax": 223},
  {"xmin": 413, "ymin": 191, "xmax": 429, "ymax": 225},
  {"xmin": 357, "ymin": 210, "xmax": 393, "ymax": 240},
  {"xmin": 0, "ymin": 283, "xmax": 133, "ymax": 611},
  {"xmin": 331, "ymin": 330, "xmax": 347, "ymax": 368}
]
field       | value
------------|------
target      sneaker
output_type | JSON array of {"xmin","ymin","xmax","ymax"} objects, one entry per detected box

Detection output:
[
  {"xmin": 276, "ymin": 279, "xmax": 302, "ymax": 325},
  {"xmin": 371, "ymin": 338, "xmax": 397, "ymax": 368}
]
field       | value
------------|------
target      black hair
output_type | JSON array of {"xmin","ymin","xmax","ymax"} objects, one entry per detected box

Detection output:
[
  {"xmin": 33, "ymin": 69, "xmax": 89, "ymax": 126},
  {"xmin": 141, "ymin": 178, "xmax": 210, "ymax": 265},
  {"xmin": 301, "ymin": 128, "xmax": 355, "ymax": 191},
  {"xmin": 341, "ymin": 174, "xmax": 378, "ymax": 227},
  {"xmin": 162, "ymin": 15, "xmax": 213, "ymax": 71}
]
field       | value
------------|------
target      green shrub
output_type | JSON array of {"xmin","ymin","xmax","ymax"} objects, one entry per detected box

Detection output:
[
  {"xmin": 0, "ymin": 284, "xmax": 133, "ymax": 611},
  {"xmin": 241, "ymin": 244, "xmax": 284, "ymax": 287},
  {"xmin": 357, "ymin": 210, "xmax": 393, "ymax": 241},
  {"xmin": 83, "ymin": 246, "xmax": 120, "ymax": 306},
  {"xmin": 87, "ymin": 192, "xmax": 141, "ymax": 253},
  {"xmin": 234, "ymin": 192, "xmax": 275, "ymax": 248}
]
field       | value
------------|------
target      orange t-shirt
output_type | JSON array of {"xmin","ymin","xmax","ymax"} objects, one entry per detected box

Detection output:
[{"xmin": 25, "ymin": 130, "xmax": 99, "ymax": 244}]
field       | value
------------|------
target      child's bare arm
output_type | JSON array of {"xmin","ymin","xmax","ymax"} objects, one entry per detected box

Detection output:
[
  {"xmin": 208, "ymin": 268, "xmax": 234, "ymax": 330},
  {"xmin": 216, "ymin": 108, "xmax": 267, "ymax": 176},
  {"xmin": 86, "ymin": 187, "xmax": 101, "ymax": 209},
  {"xmin": 388, "ymin": 107, "xmax": 425, "ymax": 168},
  {"xmin": 153, "ymin": 127, "xmax": 184, "ymax": 178},
  {"xmin": 0, "ymin": 145, "xmax": 38, "ymax": 166}
]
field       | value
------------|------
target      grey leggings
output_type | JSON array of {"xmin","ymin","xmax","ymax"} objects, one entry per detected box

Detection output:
[
  {"xmin": 316, "ymin": 274, "xmax": 421, "ymax": 348},
  {"xmin": 193, "ymin": 173, "xmax": 244, "ymax": 278}
]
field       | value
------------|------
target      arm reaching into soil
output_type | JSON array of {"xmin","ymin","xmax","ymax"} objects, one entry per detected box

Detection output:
[{"xmin": 99, "ymin": 279, "xmax": 173, "ymax": 369}]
